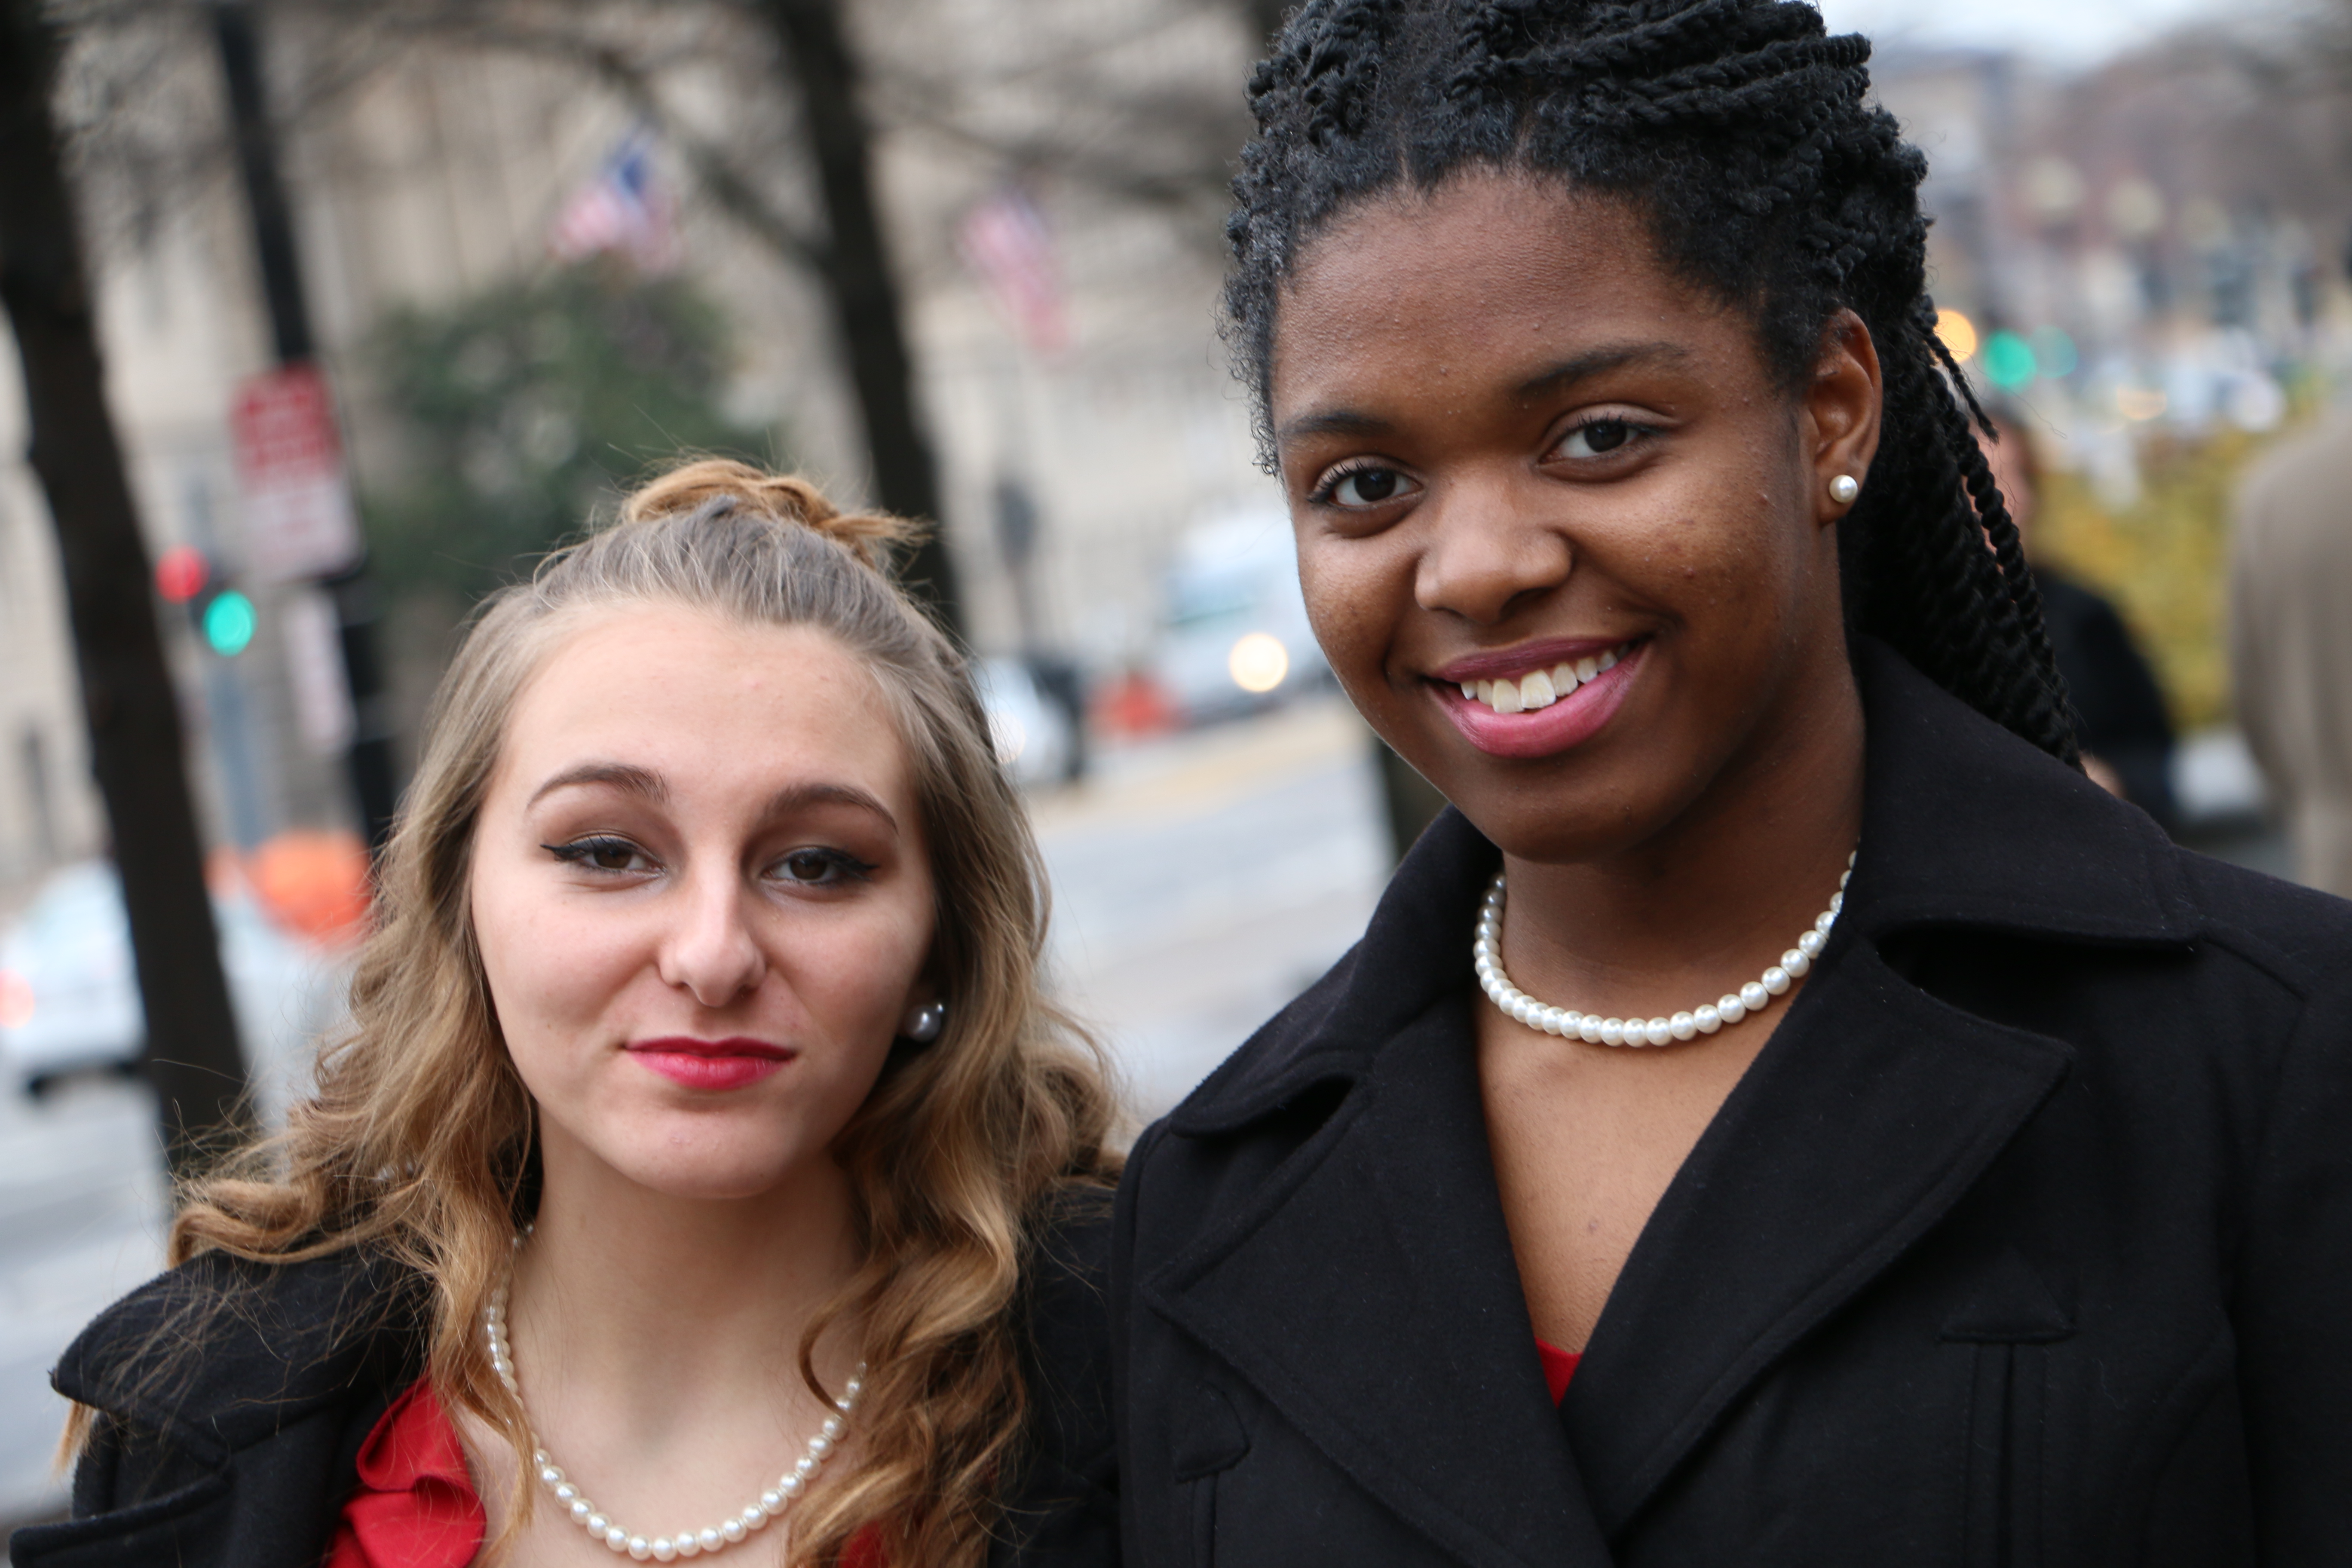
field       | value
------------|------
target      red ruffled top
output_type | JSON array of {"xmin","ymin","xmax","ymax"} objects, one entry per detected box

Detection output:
[
  {"xmin": 329, "ymin": 1378, "xmax": 884, "ymax": 1568},
  {"xmin": 1535, "ymin": 1336, "xmax": 1582, "ymax": 1405}
]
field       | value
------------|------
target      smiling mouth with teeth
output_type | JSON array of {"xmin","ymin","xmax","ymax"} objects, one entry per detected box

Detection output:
[{"xmin": 1459, "ymin": 643, "xmax": 1629, "ymax": 714}]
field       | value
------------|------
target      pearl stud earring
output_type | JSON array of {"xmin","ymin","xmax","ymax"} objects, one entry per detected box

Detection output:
[
  {"xmin": 903, "ymin": 1001, "xmax": 947, "ymax": 1043},
  {"xmin": 1830, "ymin": 474, "xmax": 1860, "ymax": 505}
]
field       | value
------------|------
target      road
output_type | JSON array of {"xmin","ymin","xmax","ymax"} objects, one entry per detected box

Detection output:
[
  {"xmin": 0, "ymin": 1078, "xmax": 167, "ymax": 1530},
  {"xmin": 0, "ymin": 694, "xmax": 1393, "ymax": 1535},
  {"xmin": 1034, "ymin": 694, "xmax": 1392, "ymax": 1119}
]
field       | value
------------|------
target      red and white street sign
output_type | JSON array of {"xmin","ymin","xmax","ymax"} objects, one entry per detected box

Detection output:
[{"xmin": 229, "ymin": 362, "xmax": 362, "ymax": 583}]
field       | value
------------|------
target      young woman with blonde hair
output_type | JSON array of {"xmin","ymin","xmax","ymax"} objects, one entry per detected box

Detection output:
[{"xmin": 15, "ymin": 461, "xmax": 1120, "ymax": 1568}]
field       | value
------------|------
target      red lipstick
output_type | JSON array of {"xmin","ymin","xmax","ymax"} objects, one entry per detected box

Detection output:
[
  {"xmin": 625, "ymin": 1036, "xmax": 794, "ymax": 1092},
  {"xmin": 1435, "ymin": 639, "xmax": 1647, "ymax": 760}
]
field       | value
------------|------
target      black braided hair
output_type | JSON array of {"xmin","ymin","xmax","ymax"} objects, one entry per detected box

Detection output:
[{"xmin": 1226, "ymin": 0, "xmax": 2081, "ymax": 764}]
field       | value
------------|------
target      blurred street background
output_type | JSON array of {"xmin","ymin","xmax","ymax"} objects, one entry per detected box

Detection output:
[{"xmin": 4, "ymin": 0, "xmax": 2352, "ymax": 1534}]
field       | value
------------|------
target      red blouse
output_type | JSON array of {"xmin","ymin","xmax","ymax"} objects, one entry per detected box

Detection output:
[
  {"xmin": 329, "ymin": 1378, "xmax": 885, "ymax": 1568},
  {"xmin": 1535, "ymin": 1336, "xmax": 1582, "ymax": 1405}
]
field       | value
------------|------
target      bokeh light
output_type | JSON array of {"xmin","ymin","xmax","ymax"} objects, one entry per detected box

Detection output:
[
  {"xmin": 153, "ymin": 545, "xmax": 209, "ymax": 605},
  {"xmin": 1228, "ymin": 632, "xmax": 1290, "ymax": 695},
  {"xmin": 202, "ymin": 590, "xmax": 257, "ymax": 656},
  {"xmin": 1984, "ymin": 330, "xmax": 2038, "ymax": 391},
  {"xmin": 1935, "ymin": 309, "xmax": 1979, "ymax": 362},
  {"xmin": 2029, "ymin": 326, "xmax": 2079, "ymax": 379}
]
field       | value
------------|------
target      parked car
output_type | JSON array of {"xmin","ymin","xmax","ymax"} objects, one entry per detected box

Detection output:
[
  {"xmin": 975, "ymin": 657, "xmax": 1078, "ymax": 789},
  {"xmin": 0, "ymin": 861, "xmax": 343, "ymax": 1109},
  {"xmin": 1152, "ymin": 507, "xmax": 1329, "ymax": 723}
]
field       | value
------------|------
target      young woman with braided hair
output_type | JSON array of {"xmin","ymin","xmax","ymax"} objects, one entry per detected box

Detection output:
[{"xmin": 1106, "ymin": 2, "xmax": 2352, "ymax": 1563}]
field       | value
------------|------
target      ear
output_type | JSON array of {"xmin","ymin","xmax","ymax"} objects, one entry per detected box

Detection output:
[{"xmin": 1804, "ymin": 309, "xmax": 1883, "ymax": 526}]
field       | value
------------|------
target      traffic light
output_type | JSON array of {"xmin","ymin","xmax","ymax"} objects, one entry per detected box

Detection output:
[
  {"xmin": 202, "ymin": 592, "xmax": 257, "ymax": 655},
  {"xmin": 155, "ymin": 546, "xmax": 254, "ymax": 657}
]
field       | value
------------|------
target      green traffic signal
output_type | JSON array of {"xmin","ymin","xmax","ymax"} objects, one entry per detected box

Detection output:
[{"xmin": 202, "ymin": 591, "xmax": 257, "ymax": 656}]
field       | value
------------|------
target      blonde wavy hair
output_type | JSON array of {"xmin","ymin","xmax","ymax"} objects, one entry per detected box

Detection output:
[{"xmin": 151, "ymin": 459, "xmax": 1118, "ymax": 1564}]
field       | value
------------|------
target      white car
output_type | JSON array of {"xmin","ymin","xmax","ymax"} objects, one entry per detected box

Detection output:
[
  {"xmin": 0, "ymin": 861, "xmax": 342, "ymax": 1111},
  {"xmin": 974, "ymin": 658, "xmax": 1076, "ymax": 789},
  {"xmin": 1152, "ymin": 508, "xmax": 1329, "ymax": 723}
]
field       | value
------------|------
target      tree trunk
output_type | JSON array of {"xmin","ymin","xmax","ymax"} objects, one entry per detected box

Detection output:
[
  {"xmin": 0, "ymin": 0, "xmax": 251, "ymax": 1175},
  {"xmin": 763, "ymin": 0, "xmax": 963, "ymax": 635}
]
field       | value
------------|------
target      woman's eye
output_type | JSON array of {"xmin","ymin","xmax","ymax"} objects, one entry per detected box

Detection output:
[
  {"xmin": 774, "ymin": 848, "xmax": 874, "ymax": 887},
  {"xmin": 545, "ymin": 836, "xmax": 654, "ymax": 874},
  {"xmin": 1317, "ymin": 466, "xmax": 1418, "ymax": 508},
  {"xmin": 1557, "ymin": 419, "xmax": 1642, "ymax": 459}
]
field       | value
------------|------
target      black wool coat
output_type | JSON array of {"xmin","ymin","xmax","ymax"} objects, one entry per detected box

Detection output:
[
  {"xmin": 12, "ymin": 1202, "xmax": 1118, "ymax": 1567},
  {"xmin": 1108, "ymin": 641, "xmax": 2352, "ymax": 1568}
]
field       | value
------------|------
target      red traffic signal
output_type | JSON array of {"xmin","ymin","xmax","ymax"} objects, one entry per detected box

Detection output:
[{"xmin": 155, "ymin": 545, "xmax": 211, "ymax": 604}]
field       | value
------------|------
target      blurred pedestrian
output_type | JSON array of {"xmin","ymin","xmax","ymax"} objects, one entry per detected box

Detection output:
[
  {"xmin": 1978, "ymin": 410, "xmax": 2177, "ymax": 829},
  {"xmin": 1108, "ymin": 3, "xmax": 2352, "ymax": 1565},
  {"xmin": 14, "ymin": 463, "xmax": 1118, "ymax": 1568},
  {"xmin": 2230, "ymin": 405, "xmax": 2352, "ymax": 896}
]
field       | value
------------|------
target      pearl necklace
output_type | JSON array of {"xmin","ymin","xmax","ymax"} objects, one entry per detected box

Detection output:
[
  {"xmin": 484, "ymin": 1240, "xmax": 864, "ymax": 1562},
  {"xmin": 1474, "ymin": 851, "xmax": 1853, "ymax": 1046}
]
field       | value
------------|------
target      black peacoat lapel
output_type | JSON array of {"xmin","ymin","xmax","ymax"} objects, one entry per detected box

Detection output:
[
  {"xmin": 1128, "ymin": 640, "xmax": 2205, "ymax": 1563},
  {"xmin": 1560, "ymin": 644, "xmax": 2198, "ymax": 1534}
]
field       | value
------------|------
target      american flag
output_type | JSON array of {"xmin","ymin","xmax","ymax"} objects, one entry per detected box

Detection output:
[
  {"xmin": 548, "ymin": 129, "xmax": 679, "ymax": 272},
  {"xmin": 958, "ymin": 186, "xmax": 1067, "ymax": 357}
]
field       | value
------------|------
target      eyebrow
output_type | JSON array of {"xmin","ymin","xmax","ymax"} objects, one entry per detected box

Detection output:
[
  {"xmin": 529, "ymin": 766, "xmax": 899, "ymax": 834},
  {"xmin": 1510, "ymin": 341, "xmax": 1691, "ymax": 401},
  {"xmin": 529, "ymin": 761, "xmax": 667, "ymax": 808},
  {"xmin": 762, "ymin": 781, "xmax": 898, "ymax": 834},
  {"xmin": 1275, "ymin": 340, "xmax": 1693, "ymax": 448}
]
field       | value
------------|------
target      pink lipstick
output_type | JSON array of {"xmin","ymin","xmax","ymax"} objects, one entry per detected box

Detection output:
[
  {"xmin": 625, "ymin": 1036, "xmax": 794, "ymax": 1091},
  {"xmin": 1433, "ymin": 639, "xmax": 1647, "ymax": 760}
]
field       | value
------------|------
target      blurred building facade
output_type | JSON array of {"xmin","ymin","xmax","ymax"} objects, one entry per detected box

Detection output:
[{"xmin": 0, "ymin": 0, "xmax": 1268, "ymax": 894}]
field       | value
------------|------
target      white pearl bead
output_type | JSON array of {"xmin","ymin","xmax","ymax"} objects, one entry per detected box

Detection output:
[
  {"xmin": 1579, "ymin": 1016, "xmax": 1602, "ymax": 1043},
  {"xmin": 1782, "ymin": 949, "xmax": 1809, "ymax": 977},
  {"xmin": 587, "ymin": 1513, "xmax": 610, "ymax": 1536},
  {"xmin": 554, "ymin": 1482, "xmax": 577, "ymax": 1503},
  {"xmin": 627, "ymin": 1538, "xmax": 651, "ymax": 1561},
  {"xmin": 1719, "ymin": 994, "xmax": 1747, "ymax": 1023},
  {"xmin": 1645, "ymin": 1017, "xmax": 1672, "ymax": 1046},
  {"xmin": 540, "ymin": 1465, "xmax": 563, "ymax": 1486},
  {"xmin": 1798, "ymin": 928, "xmax": 1825, "ymax": 957},
  {"xmin": 744, "ymin": 1504, "xmax": 769, "ymax": 1530},
  {"xmin": 808, "ymin": 1434, "xmax": 832, "ymax": 1458},
  {"xmin": 721, "ymin": 1519, "xmax": 747, "ymax": 1544},
  {"xmin": 1599, "ymin": 1018, "xmax": 1624, "ymax": 1045},
  {"xmin": 1695, "ymin": 1004, "xmax": 1721, "ymax": 1034},
  {"xmin": 1670, "ymin": 1012, "xmax": 1697, "ymax": 1041},
  {"xmin": 651, "ymin": 1538, "xmax": 676, "ymax": 1562},
  {"xmin": 796, "ymin": 1456, "xmax": 817, "ymax": 1477},
  {"xmin": 699, "ymin": 1528, "xmax": 725, "ymax": 1553},
  {"xmin": 1740, "ymin": 980, "xmax": 1770, "ymax": 1011},
  {"xmin": 1762, "ymin": 967, "xmax": 1791, "ymax": 995},
  {"xmin": 767, "ymin": 1485, "xmax": 790, "ymax": 1507},
  {"xmin": 676, "ymin": 1536, "xmax": 699, "ymax": 1558},
  {"xmin": 570, "ymin": 1499, "xmax": 591, "ymax": 1522},
  {"xmin": 1828, "ymin": 891, "xmax": 1844, "ymax": 914},
  {"xmin": 1816, "ymin": 910, "xmax": 1837, "ymax": 934}
]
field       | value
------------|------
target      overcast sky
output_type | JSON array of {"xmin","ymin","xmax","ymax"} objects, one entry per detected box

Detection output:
[{"xmin": 1811, "ymin": 0, "xmax": 2269, "ymax": 66}]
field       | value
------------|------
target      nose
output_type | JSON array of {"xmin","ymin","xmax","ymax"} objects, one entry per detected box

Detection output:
[
  {"xmin": 655, "ymin": 863, "xmax": 767, "ymax": 1009},
  {"xmin": 1413, "ymin": 476, "xmax": 1573, "ymax": 626}
]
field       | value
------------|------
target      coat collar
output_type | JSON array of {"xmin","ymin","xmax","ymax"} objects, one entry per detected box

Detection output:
[
  {"xmin": 1170, "ymin": 636, "xmax": 2196, "ymax": 1137},
  {"xmin": 1148, "ymin": 641, "xmax": 2200, "ymax": 1555},
  {"xmin": 55, "ymin": 1247, "xmax": 426, "ymax": 1455}
]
